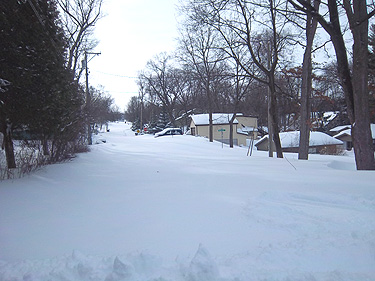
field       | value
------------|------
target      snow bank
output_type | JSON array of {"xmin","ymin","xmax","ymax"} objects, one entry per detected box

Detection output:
[{"xmin": 1, "ymin": 245, "xmax": 373, "ymax": 281}]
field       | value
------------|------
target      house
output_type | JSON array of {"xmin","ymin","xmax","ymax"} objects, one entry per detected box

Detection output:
[
  {"xmin": 329, "ymin": 125, "xmax": 351, "ymax": 136},
  {"xmin": 330, "ymin": 125, "xmax": 353, "ymax": 150},
  {"xmin": 175, "ymin": 110, "xmax": 195, "ymax": 132},
  {"xmin": 332, "ymin": 124, "xmax": 375, "ymax": 151},
  {"xmin": 255, "ymin": 131, "xmax": 343, "ymax": 154},
  {"xmin": 189, "ymin": 113, "xmax": 258, "ymax": 146},
  {"xmin": 332, "ymin": 128, "xmax": 353, "ymax": 151}
]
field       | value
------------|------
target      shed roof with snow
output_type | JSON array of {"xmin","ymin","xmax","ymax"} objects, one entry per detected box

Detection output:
[
  {"xmin": 237, "ymin": 125, "xmax": 258, "ymax": 136},
  {"xmin": 255, "ymin": 131, "xmax": 343, "ymax": 149}
]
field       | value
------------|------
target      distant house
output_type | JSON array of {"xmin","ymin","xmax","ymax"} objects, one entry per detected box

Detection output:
[
  {"xmin": 332, "ymin": 128, "xmax": 353, "ymax": 151},
  {"xmin": 332, "ymin": 124, "xmax": 375, "ymax": 151},
  {"xmin": 255, "ymin": 131, "xmax": 343, "ymax": 154},
  {"xmin": 175, "ymin": 110, "xmax": 195, "ymax": 132},
  {"xmin": 189, "ymin": 113, "xmax": 258, "ymax": 146}
]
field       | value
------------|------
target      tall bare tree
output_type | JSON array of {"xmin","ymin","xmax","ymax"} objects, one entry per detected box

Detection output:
[
  {"xmin": 184, "ymin": 0, "xmax": 292, "ymax": 158},
  {"xmin": 141, "ymin": 53, "xmax": 180, "ymax": 126},
  {"xmin": 298, "ymin": 0, "xmax": 320, "ymax": 160},
  {"xmin": 57, "ymin": 0, "xmax": 103, "ymax": 79},
  {"xmin": 225, "ymin": 60, "xmax": 252, "ymax": 148},
  {"xmin": 289, "ymin": 0, "xmax": 375, "ymax": 170},
  {"xmin": 178, "ymin": 24, "xmax": 227, "ymax": 142}
]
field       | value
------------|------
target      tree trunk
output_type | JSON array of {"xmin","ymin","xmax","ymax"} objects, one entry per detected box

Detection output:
[
  {"xmin": 350, "ymin": 0, "xmax": 375, "ymax": 170},
  {"xmin": 229, "ymin": 113, "xmax": 236, "ymax": 148},
  {"xmin": 268, "ymin": 86, "xmax": 274, "ymax": 157},
  {"xmin": 292, "ymin": 0, "xmax": 375, "ymax": 169},
  {"xmin": 209, "ymin": 111, "xmax": 213, "ymax": 142},
  {"xmin": 1, "ymin": 119, "xmax": 16, "ymax": 169},
  {"xmin": 326, "ymin": 0, "xmax": 374, "ymax": 169},
  {"xmin": 208, "ymin": 87, "xmax": 214, "ymax": 142},
  {"xmin": 269, "ymin": 75, "xmax": 283, "ymax": 158},
  {"xmin": 299, "ymin": 0, "xmax": 319, "ymax": 160},
  {"xmin": 298, "ymin": 52, "xmax": 312, "ymax": 159},
  {"xmin": 42, "ymin": 137, "xmax": 50, "ymax": 156}
]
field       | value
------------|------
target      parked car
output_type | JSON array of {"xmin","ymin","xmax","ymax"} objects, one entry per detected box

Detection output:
[{"xmin": 154, "ymin": 128, "xmax": 183, "ymax": 137}]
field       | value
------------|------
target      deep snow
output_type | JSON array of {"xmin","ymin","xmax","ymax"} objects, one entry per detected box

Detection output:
[{"xmin": 0, "ymin": 122, "xmax": 374, "ymax": 281}]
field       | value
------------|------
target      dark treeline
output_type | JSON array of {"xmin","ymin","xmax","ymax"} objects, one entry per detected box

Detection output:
[
  {"xmin": 126, "ymin": 0, "xmax": 375, "ymax": 170},
  {"xmin": 0, "ymin": 0, "xmax": 118, "ymax": 177}
]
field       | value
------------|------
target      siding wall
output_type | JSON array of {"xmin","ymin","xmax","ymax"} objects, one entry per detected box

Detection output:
[{"xmin": 190, "ymin": 116, "xmax": 258, "ymax": 146}]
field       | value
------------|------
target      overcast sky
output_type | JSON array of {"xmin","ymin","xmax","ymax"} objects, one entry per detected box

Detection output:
[
  {"xmin": 86, "ymin": 0, "xmax": 342, "ymax": 113},
  {"xmin": 89, "ymin": 0, "xmax": 181, "ymax": 111}
]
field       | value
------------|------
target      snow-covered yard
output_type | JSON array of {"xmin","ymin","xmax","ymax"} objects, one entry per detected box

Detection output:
[{"xmin": 0, "ymin": 122, "xmax": 374, "ymax": 281}]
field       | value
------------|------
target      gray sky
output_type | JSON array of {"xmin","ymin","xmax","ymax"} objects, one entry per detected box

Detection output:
[{"xmin": 89, "ymin": 0, "xmax": 181, "ymax": 111}]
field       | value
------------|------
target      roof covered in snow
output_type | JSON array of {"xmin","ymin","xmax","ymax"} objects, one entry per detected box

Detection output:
[
  {"xmin": 191, "ymin": 114, "xmax": 240, "ymax": 126},
  {"xmin": 333, "ymin": 124, "xmax": 375, "ymax": 139},
  {"xmin": 323, "ymin": 111, "xmax": 338, "ymax": 121},
  {"xmin": 330, "ymin": 125, "xmax": 351, "ymax": 133},
  {"xmin": 237, "ymin": 126, "xmax": 257, "ymax": 135},
  {"xmin": 256, "ymin": 131, "xmax": 343, "ymax": 148},
  {"xmin": 333, "ymin": 129, "xmax": 351, "ymax": 139}
]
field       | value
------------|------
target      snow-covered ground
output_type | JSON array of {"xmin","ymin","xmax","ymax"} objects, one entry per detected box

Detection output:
[{"xmin": 0, "ymin": 122, "xmax": 374, "ymax": 281}]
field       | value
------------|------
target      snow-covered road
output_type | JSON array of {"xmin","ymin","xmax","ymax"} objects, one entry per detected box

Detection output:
[{"xmin": 0, "ymin": 122, "xmax": 374, "ymax": 281}]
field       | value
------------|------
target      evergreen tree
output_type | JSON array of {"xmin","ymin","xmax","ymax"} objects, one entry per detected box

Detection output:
[
  {"xmin": 131, "ymin": 118, "xmax": 140, "ymax": 132},
  {"xmin": 156, "ymin": 110, "xmax": 170, "ymax": 132},
  {"xmin": 147, "ymin": 115, "xmax": 159, "ymax": 134},
  {"xmin": 0, "ymin": 0, "xmax": 84, "ymax": 167}
]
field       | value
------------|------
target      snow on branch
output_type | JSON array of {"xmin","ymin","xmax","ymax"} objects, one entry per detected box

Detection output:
[{"xmin": 0, "ymin": 78, "xmax": 11, "ymax": 93}]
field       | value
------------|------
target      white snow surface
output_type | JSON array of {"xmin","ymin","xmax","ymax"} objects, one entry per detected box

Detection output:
[{"xmin": 0, "ymin": 122, "xmax": 374, "ymax": 281}]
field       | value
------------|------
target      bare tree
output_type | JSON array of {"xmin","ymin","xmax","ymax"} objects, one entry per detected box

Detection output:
[
  {"xmin": 125, "ymin": 96, "xmax": 142, "ymax": 123},
  {"xmin": 171, "ymin": 68, "xmax": 197, "ymax": 127},
  {"xmin": 141, "ymin": 53, "xmax": 180, "ymax": 126},
  {"xmin": 184, "ymin": 0, "xmax": 293, "ymax": 158},
  {"xmin": 276, "ymin": 68, "xmax": 301, "ymax": 131},
  {"xmin": 225, "ymin": 60, "xmax": 252, "ymax": 147},
  {"xmin": 298, "ymin": 0, "xmax": 320, "ymax": 160},
  {"xmin": 57, "ymin": 0, "xmax": 103, "ymax": 79},
  {"xmin": 177, "ymin": 23, "xmax": 227, "ymax": 142},
  {"xmin": 289, "ymin": 0, "xmax": 375, "ymax": 170}
]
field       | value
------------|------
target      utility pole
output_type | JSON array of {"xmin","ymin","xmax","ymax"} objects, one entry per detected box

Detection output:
[
  {"xmin": 267, "ymin": 42, "xmax": 273, "ymax": 157},
  {"xmin": 84, "ymin": 50, "xmax": 101, "ymax": 145}
]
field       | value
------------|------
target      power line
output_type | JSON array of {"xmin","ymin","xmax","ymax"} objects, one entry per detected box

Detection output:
[
  {"xmin": 108, "ymin": 91, "xmax": 139, "ymax": 94},
  {"xmin": 91, "ymin": 70, "xmax": 137, "ymax": 79},
  {"xmin": 26, "ymin": 0, "xmax": 44, "ymax": 26},
  {"xmin": 26, "ymin": 0, "xmax": 63, "ymax": 57}
]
